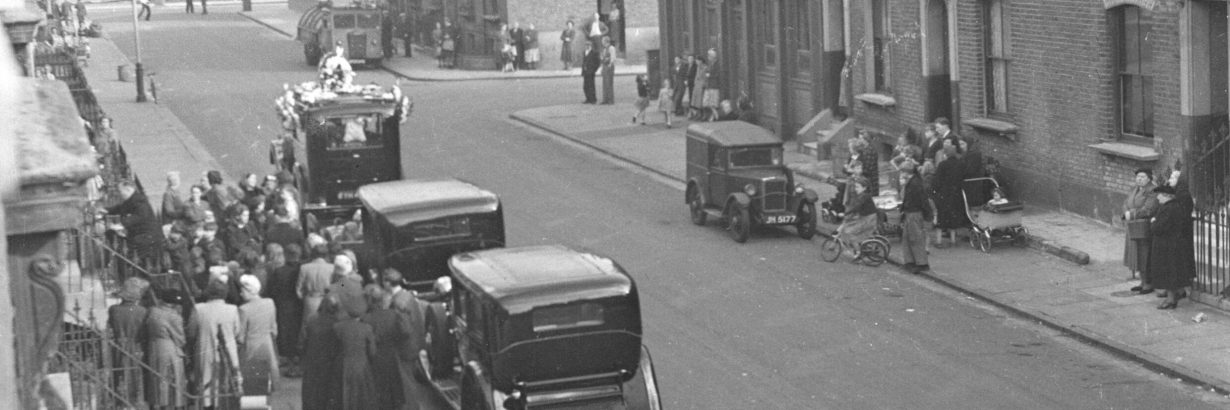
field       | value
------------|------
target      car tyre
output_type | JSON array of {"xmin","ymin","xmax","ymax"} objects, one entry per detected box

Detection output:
[
  {"xmin": 688, "ymin": 188, "xmax": 707, "ymax": 226},
  {"xmin": 796, "ymin": 202, "xmax": 817, "ymax": 239},
  {"xmin": 423, "ymin": 305, "xmax": 455, "ymax": 379},
  {"xmin": 726, "ymin": 205, "xmax": 750, "ymax": 243}
]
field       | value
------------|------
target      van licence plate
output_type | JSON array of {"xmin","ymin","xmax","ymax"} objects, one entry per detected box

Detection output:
[{"xmin": 766, "ymin": 215, "xmax": 796, "ymax": 224}]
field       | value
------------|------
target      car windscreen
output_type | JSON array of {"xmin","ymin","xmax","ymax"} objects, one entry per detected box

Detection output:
[
  {"xmin": 729, "ymin": 147, "xmax": 783, "ymax": 168},
  {"xmin": 333, "ymin": 14, "xmax": 356, "ymax": 29},
  {"xmin": 408, "ymin": 216, "xmax": 472, "ymax": 241},
  {"xmin": 532, "ymin": 303, "xmax": 605, "ymax": 333},
  {"xmin": 357, "ymin": 13, "xmax": 381, "ymax": 28}
]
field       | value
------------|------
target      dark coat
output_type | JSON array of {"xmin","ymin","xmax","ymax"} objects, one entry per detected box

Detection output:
[
  {"xmin": 362, "ymin": 307, "xmax": 410, "ymax": 409},
  {"xmin": 220, "ymin": 222, "xmax": 262, "ymax": 260},
  {"xmin": 1147, "ymin": 198, "xmax": 1196, "ymax": 290},
  {"xmin": 266, "ymin": 263, "xmax": 303, "ymax": 356},
  {"xmin": 107, "ymin": 191, "xmax": 165, "ymax": 259},
  {"xmin": 582, "ymin": 47, "xmax": 601, "ymax": 76},
  {"xmin": 334, "ymin": 318, "xmax": 379, "ymax": 410},
  {"xmin": 263, "ymin": 222, "xmax": 304, "ymax": 250},
  {"xmin": 301, "ymin": 314, "xmax": 341, "ymax": 410},
  {"xmin": 932, "ymin": 157, "xmax": 970, "ymax": 230}
]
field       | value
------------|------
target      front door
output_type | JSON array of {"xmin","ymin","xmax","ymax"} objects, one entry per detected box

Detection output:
[
  {"xmin": 722, "ymin": 0, "xmax": 747, "ymax": 104},
  {"xmin": 922, "ymin": 0, "xmax": 953, "ymax": 123},
  {"xmin": 751, "ymin": 1, "xmax": 782, "ymax": 134},
  {"xmin": 780, "ymin": 0, "xmax": 814, "ymax": 137}
]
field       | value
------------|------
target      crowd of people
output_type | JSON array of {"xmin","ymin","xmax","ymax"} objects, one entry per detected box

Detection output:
[{"xmin": 98, "ymin": 164, "xmax": 424, "ymax": 408}]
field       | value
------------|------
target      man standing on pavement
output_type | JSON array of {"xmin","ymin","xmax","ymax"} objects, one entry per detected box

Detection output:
[
  {"xmin": 382, "ymin": 12, "xmax": 395, "ymax": 59},
  {"xmin": 600, "ymin": 35, "xmax": 616, "ymax": 104},
  {"xmin": 581, "ymin": 41, "xmax": 600, "ymax": 104},
  {"xmin": 898, "ymin": 161, "xmax": 930, "ymax": 274},
  {"xmin": 510, "ymin": 22, "xmax": 525, "ymax": 70},
  {"xmin": 399, "ymin": 12, "xmax": 414, "ymax": 58},
  {"xmin": 586, "ymin": 12, "xmax": 608, "ymax": 48}
]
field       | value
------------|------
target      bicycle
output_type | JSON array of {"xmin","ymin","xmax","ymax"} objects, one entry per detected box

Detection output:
[{"xmin": 818, "ymin": 230, "xmax": 891, "ymax": 267}]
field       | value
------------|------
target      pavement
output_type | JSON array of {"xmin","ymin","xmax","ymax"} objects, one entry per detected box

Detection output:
[
  {"xmin": 509, "ymin": 103, "xmax": 1230, "ymax": 395},
  {"xmin": 237, "ymin": 3, "xmax": 647, "ymax": 82}
]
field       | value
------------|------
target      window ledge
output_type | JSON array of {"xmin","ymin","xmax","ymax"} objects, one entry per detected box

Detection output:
[
  {"xmin": 966, "ymin": 117, "xmax": 1019, "ymax": 141},
  {"xmin": 1088, "ymin": 141, "xmax": 1160, "ymax": 162},
  {"xmin": 854, "ymin": 93, "xmax": 896, "ymax": 108}
]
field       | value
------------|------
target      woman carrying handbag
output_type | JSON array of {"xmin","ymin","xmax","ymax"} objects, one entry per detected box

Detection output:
[{"xmin": 1124, "ymin": 168, "xmax": 1158, "ymax": 294}]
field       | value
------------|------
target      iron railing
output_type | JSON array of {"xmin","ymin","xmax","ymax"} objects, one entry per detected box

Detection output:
[{"xmin": 1190, "ymin": 118, "xmax": 1230, "ymax": 300}]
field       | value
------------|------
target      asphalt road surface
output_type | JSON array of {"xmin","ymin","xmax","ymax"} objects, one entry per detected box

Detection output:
[{"xmin": 97, "ymin": 7, "xmax": 1230, "ymax": 409}]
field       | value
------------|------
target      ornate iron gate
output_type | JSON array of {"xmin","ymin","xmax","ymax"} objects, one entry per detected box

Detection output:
[{"xmin": 1190, "ymin": 119, "xmax": 1230, "ymax": 297}]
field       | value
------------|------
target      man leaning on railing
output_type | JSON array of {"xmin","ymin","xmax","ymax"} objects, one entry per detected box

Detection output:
[{"xmin": 101, "ymin": 180, "xmax": 165, "ymax": 273}]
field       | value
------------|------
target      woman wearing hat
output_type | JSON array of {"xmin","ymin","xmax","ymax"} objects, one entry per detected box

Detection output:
[
  {"xmin": 1146, "ymin": 184, "xmax": 1195, "ymax": 309},
  {"xmin": 1123, "ymin": 168, "xmax": 1158, "ymax": 293},
  {"xmin": 145, "ymin": 288, "xmax": 187, "ymax": 409},
  {"xmin": 238, "ymin": 274, "xmax": 279, "ymax": 395}
]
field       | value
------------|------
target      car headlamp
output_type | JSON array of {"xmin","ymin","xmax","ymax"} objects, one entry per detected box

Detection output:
[
  {"xmin": 743, "ymin": 183, "xmax": 757, "ymax": 196},
  {"xmin": 794, "ymin": 183, "xmax": 805, "ymax": 194}
]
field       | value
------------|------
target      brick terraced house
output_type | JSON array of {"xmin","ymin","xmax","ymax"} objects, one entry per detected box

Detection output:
[{"xmin": 661, "ymin": 0, "xmax": 1230, "ymax": 299}]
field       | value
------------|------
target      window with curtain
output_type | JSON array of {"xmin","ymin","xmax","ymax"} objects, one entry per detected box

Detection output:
[
  {"xmin": 1116, "ymin": 5, "xmax": 1153, "ymax": 138},
  {"xmin": 983, "ymin": 0, "xmax": 1008, "ymax": 114}
]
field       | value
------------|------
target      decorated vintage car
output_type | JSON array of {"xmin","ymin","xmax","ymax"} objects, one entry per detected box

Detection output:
[{"xmin": 685, "ymin": 121, "xmax": 819, "ymax": 242}]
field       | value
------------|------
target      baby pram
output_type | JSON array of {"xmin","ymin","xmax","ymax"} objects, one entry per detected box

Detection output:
[{"xmin": 961, "ymin": 177, "xmax": 1028, "ymax": 252}]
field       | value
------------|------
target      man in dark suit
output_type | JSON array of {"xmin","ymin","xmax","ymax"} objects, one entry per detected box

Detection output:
[
  {"xmin": 581, "ymin": 42, "xmax": 601, "ymax": 104},
  {"xmin": 510, "ymin": 21, "xmax": 526, "ymax": 70},
  {"xmin": 673, "ymin": 54, "xmax": 693, "ymax": 115}
]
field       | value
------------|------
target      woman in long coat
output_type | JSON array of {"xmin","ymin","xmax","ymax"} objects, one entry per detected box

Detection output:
[
  {"xmin": 1123, "ymin": 168, "xmax": 1158, "ymax": 291},
  {"xmin": 560, "ymin": 20, "xmax": 576, "ymax": 70},
  {"xmin": 1147, "ymin": 184, "xmax": 1195, "ymax": 309},
  {"xmin": 361, "ymin": 288, "xmax": 410, "ymax": 410},
  {"xmin": 334, "ymin": 297, "xmax": 378, "ymax": 410},
  {"xmin": 689, "ymin": 53, "xmax": 709, "ymax": 119},
  {"xmin": 145, "ymin": 289, "xmax": 187, "ymax": 409},
  {"xmin": 301, "ymin": 295, "xmax": 342, "ymax": 410},
  {"xmin": 931, "ymin": 140, "xmax": 968, "ymax": 247},
  {"xmin": 187, "ymin": 279, "xmax": 241, "ymax": 407},
  {"xmin": 238, "ymin": 275, "xmax": 279, "ymax": 395},
  {"xmin": 267, "ymin": 244, "xmax": 303, "ymax": 372}
]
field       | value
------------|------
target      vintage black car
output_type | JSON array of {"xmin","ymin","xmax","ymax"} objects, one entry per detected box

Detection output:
[
  {"xmin": 356, "ymin": 178, "xmax": 505, "ymax": 291},
  {"xmin": 418, "ymin": 245, "xmax": 662, "ymax": 410},
  {"xmin": 685, "ymin": 121, "xmax": 819, "ymax": 242}
]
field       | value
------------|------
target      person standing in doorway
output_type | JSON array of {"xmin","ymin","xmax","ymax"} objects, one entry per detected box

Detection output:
[
  {"xmin": 560, "ymin": 20, "xmax": 576, "ymax": 70},
  {"xmin": 581, "ymin": 41, "xmax": 600, "ymax": 104},
  {"xmin": 600, "ymin": 36, "xmax": 616, "ymax": 104}
]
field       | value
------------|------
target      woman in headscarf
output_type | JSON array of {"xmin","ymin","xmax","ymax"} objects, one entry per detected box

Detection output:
[
  {"xmin": 237, "ymin": 274, "xmax": 279, "ymax": 395},
  {"xmin": 145, "ymin": 288, "xmax": 187, "ymax": 409},
  {"xmin": 301, "ymin": 295, "xmax": 342, "ymax": 410},
  {"xmin": 187, "ymin": 278, "xmax": 242, "ymax": 407}
]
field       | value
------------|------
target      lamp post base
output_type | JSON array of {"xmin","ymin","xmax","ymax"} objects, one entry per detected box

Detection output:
[{"xmin": 135, "ymin": 62, "xmax": 147, "ymax": 102}]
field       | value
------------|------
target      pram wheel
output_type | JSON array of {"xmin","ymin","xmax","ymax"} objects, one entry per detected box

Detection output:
[
  {"xmin": 819, "ymin": 235, "xmax": 842, "ymax": 262},
  {"xmin": 859, "ymin": 240, "xmax": 888, "ymax": 266},
  {"xmin": 973, "ymin": 230, "xmax": 992, "ymax": 253}
]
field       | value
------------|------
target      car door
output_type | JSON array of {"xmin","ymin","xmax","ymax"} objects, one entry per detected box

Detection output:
[{"xmin": 708, "ymin": 146, "xmax": 728, "ymax": 207}]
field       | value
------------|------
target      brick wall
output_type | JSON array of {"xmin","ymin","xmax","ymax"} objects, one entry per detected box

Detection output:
[{"xmin": 953, "ymin": 0, "xmax": 1183, "ymax": 222}]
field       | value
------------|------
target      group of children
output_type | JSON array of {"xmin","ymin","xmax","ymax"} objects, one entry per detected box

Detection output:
[{"xmin": 631, "ymin": 75, "xmax": 677, "ymax": 127}]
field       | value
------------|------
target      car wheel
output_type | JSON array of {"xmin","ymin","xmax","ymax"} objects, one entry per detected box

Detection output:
[
  {"xmin": 424, "ymin": 305, "xmax": 455, "ymax": 379},
  {"xmin": 819, "ymin": 234, "xmax": 842, "ymax": 262},
  {"xmin": 726, "ymin": 206, "xmax": 750, "ymax": 243},
  {"xmin": 688, "ymin": 188, "xmax": 707, "ymax": 225},
  {"xmin": 796, "ymin": 202, "xmax": 817, "ymax": 239},
  {"xmin": 859, "ymin": 240, "xmax": 888, "ymax": 266}
]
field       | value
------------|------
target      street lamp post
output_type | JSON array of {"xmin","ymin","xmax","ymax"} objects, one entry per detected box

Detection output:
[{"xmin": 129, "ymin": 0, "xmax": 146, "ymax": 102}]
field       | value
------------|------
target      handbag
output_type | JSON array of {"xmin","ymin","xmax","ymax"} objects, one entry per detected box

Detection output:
[{"xmin": 1126, "ymin": 219, "xmax": 1150, "ymax": 240}]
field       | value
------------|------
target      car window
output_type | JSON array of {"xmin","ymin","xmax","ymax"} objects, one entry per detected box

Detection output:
[
  {"xmin": 324, "ymin": 115, "xmax": 384, "ymax": 150},
  {"xmin": 710, "ymin": 148, "xmax": 726, "ymax": 169},
  {"xmin": 357, "ymin": 13, "xmax": 381, "ymax": 28},
  {"xmin": 729, "ymin": 147, "xmax": 783, "ymax": 168},
  {"xmin": 333, "ymin": 14, "xmax": 356, "ymax": 29},
  {"xmin": 532, "ymin": 303, "xmax": 605, "ymax": 332}
]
